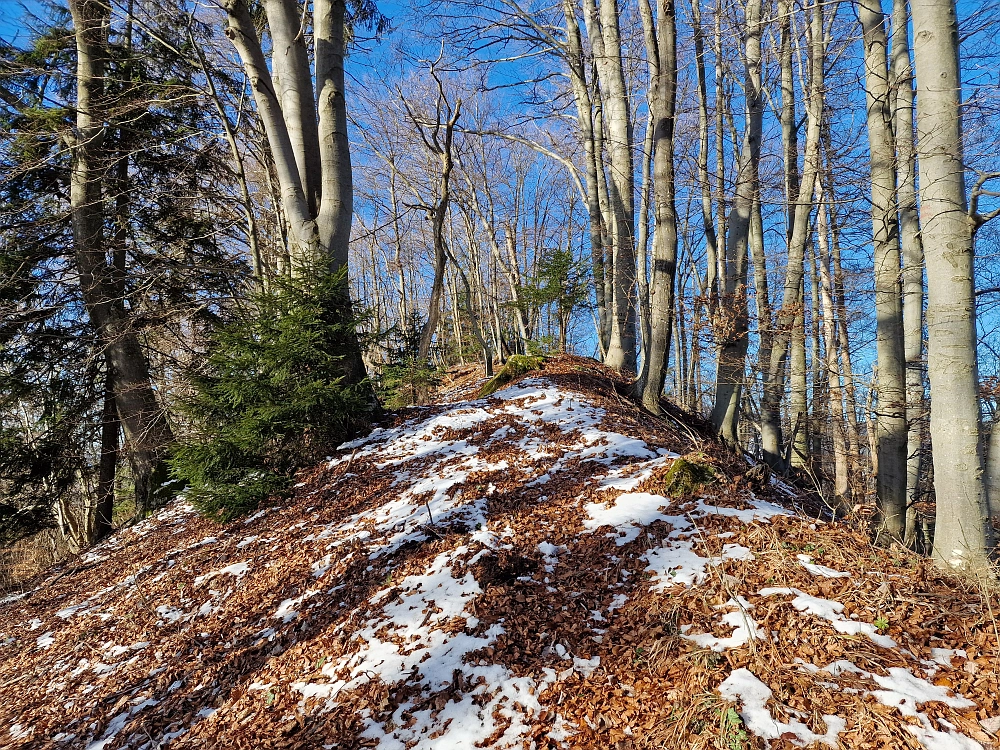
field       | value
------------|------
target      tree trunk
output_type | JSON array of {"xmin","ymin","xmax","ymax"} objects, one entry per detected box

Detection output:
[
  {"xmin": 817, "ymin": 190, "xmax": 850, "ymax": 506},
  {"xmin": 582, "ymin": 0, "xmax": 636, "ymax": 373},
  {"xmin": 891, "ymin": 0, "xmax": 925, "ymax": 547},
  {"xmin": 563, "ymin": 0, "xmax": 610, "ymax": 356},
  {"xmin": 414, "ymin": 90, "xmax": 462, "ymax": 360},
  {"xmin": 762, "ymin": 0, "xmax": 824, "ymax": 471},
  {"xmin": 860, "ymin": 0, "xmax": 908, "ymax": 541},
  {"xmin": 69, "ymin": 0, "xmax": 174, "ymax": 518},
  {"xmin": 93, "ymin": 366, "xmax": 118, "ymax": 542},
  {"xmin": 711, "ymin": 0, "xmax": 763, "ymax": 445},
  {"xmin": 760, "ymin": 0, "xmax": 797, "ymax": 467},
  {"xmin": 265, "ymin": 0, "xmax": 321, "ymax": 215},
  {"xmin": 789, "ymin": 285, "xmax": 808, "ymax": 469},
  {"xmin": 911, "ymin": 0, "xmax": 994, "ymax": 572},
  {"xmin": 691, "ymin": 0, "xmax": 718, "ymax": 310},
  {"xmin": 637, "ymin": 0, "xmax": 679, "ymax": 413},
  {"xmin": 635, "ymin": 107, "xmax": 654, "ymax": 370}
]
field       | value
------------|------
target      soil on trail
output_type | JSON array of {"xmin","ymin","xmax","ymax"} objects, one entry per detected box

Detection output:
[{"xmin": 2, "ymin": 355, "xmax": 999, "ymax": 750}]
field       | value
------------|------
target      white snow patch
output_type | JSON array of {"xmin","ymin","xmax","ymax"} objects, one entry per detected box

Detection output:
[
  {"xmin": 293, "ymin": 549, "xmax": 557, "ymax": 748},
  {"xmin": 645, "ymin": 540, "xmax": 711, "ymax": 588},
  {"xmin": 760, "ymin": 587, "xmax": 897, "ymax": 648},
  {"xmin": 685, "ymin": 598, "xmax": 765, "ymax": 652},
  {"xmin": 583, "ymin": 492, "xmax": 690, "ymax": 545},
  {"xmin": 797, "ymin": 554, "xmax": 851, "ymax": 578},
  {"xmin": 719, "ymin": 668, "xmax": 844, "ymax": 747},
  {"xmin": 193, "ymin": 562, "xmax": 249, "ymax": 586}
]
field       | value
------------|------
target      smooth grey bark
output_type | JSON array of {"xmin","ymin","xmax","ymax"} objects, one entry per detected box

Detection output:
[
  {"xmin": 265, "ymin": 0, "xmax": 321, "ymax": 215},
  {"xmin": 760, "ymin": 0, "xmax": 797, "ymax": 467},
  {"xmin": 860, "ymin": 0, "xmax": 908, "ymax": 540},
  {"xmin": 911, "ymin": 0, "xmax": 994, "ymax": 572},
  {"xmin": 690, "ymin": 0, "xmax": 718, "ymax": 307},
  {"xmin": 315, "ymin": 0, "xmax": 355, "ymax": 274},
  {"xmin": 829, "ymin": 202, "xmax": 864, "ymax": 478},
  {"xmin": 749, "ymin": 186, "xmax": 772, "ymax": 438},
  {"xmin": 582, "ymin": 0, "xmax": 637, "ymax": 373},
  {"xmin": 563, "ymin": 0, "xmax": 610, "ymax": 354},
  {"xmin": 762, "ymin": 0, "xmax": 825, "ymax": 471},
  {"xmin": 817, "ymin": 190, "xmax": 850, "ymax": 505},
  {"xmin": 636, "ymin": 107, "xmax": 654, "ymax": 369},
  {"xmin": 710, "ymin": 0, "xmax": 763, "ymax": 445},
  {"xmin": 789, "ymin": 285, "xmax": 808, "ymax": 468},
  {"xmin": 69, "ymin": 0, "xmax": 174, "ymax": 517},
  {"xmin": 636, "ymin": 0, "xmax": 678, "ymax": 413},
  {"xmin": 224, "ymin": 0, "xmax": 365, "ymax": 381},
  {"xmin": 891, "ymin": 0, "xmax": 925, "ymax": 546},
  {"xmin": 225, "ymin": 0, "xmax": 319, "ymax": 267}
]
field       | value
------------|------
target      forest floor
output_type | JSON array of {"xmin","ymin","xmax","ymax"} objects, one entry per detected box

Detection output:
[{"xmin": 2, "ymin": 354, "xmax": 1000, "ymax": 750}]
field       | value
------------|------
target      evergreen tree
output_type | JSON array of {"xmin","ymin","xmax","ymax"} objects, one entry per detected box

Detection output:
[{"xmin": 170, "ymin": 273, "xmax": 374, "ymax": 521}]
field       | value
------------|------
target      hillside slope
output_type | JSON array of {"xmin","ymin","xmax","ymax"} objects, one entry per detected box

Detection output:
[{"xmin": 1, "ymin": 356, "xmax": 998, "ymax": 750}]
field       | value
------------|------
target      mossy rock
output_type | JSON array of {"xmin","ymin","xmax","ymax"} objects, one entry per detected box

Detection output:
[
  {"xmin": 654, "ymin": 456, "xmax": 716, "ymax": 497},
  {"xmin": 477, "ymin": 354, "xmax": 546, "ymax": 397}
]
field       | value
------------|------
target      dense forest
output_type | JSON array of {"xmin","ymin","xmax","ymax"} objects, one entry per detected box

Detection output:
[{"xmin": 1, "ymin": 0, "xmax": 1000, "ymax": 585}]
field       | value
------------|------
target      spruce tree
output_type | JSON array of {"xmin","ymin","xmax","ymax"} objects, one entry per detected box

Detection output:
[{"xmin": 170, "ymin": 274, "xmax": 374, "ymax": 521}]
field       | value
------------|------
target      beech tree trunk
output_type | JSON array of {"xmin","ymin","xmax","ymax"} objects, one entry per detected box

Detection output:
[
  {"xmin": 817, "ymin": 191, "xmax": 850, "ymax": 506},
  {"xmin": 911, "ymin": 0, "xmax": 994, "ymax": 572},
  {"xmin": 582, "ymin": 0, "xmax": 636, "ymax": 373},
  {"xmin": 762, "ymin": 0, "xmax": 824, "ymax": 471},
  {"xmin": 860, "ymin": 0, "xmax": 907, "ymax": 540},
  {"xmin": 224, "ymin": 0, "xmax": 365, "ymax": 382},
  {"xmin": 637, "ymin": 0, "xmax": 678, "ymax": 413},
  {"xmin": 891, "ymin": 0, "xmax": 925, "ymax": 547},
  {"xmin": 69, "ymin": 0, "xmax": 174, "ymax": 518},
  {"xmin": 711, "ymin": 0, "xmax": 763, "ymax": 445},
  {"xmin": 563, "ymin": 0, "xmax": 610, "ymax": 355}
]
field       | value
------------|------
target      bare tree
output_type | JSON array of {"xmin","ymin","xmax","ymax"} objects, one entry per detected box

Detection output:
[
  {"xmin": 860, "ymin": 0, "xmax": 907, "ymax": 539},
  {"xmin": 710, "ymin": 0, "xmax": 763, "ymax": 444},
  {"xmin": 636, "ymin": 0, "xmax": 679, "ymax": 412},
  {"xmin": 911, "ymin": 0, "xmax": 994, "ymax": 572}
]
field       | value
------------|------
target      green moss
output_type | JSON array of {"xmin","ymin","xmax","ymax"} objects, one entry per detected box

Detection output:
[
  {"xmin": 655, "ymin": 456, "xmax": 716, "ymax": 497},
  {"xmin": 477, "ymin": 354, "xmax": 545, "ymax": 398}
]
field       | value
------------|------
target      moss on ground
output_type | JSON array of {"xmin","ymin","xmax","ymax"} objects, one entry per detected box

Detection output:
[
  {"xmin": 654, "ymin": 455, "xmax": 717, "ymax": 497},
  {"xmin": 477, "ymin": 354, "xmax": 546, "ymax": 397}
]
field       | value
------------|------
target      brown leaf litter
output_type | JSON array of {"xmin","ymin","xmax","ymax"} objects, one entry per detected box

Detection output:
[{"xmin": 0, "ymin": 354, "xmax": 998, "ymax": 750}]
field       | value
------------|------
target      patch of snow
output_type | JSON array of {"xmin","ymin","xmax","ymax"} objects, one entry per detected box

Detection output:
[
  {"xmin": 871, "ymin": 668, "xmax": 975, "ymax": 717},
  {"xmin": 36, "ymin": 631, "xmax": 55, "ymax": 649},
  {"xmin": 155, "ymin": 605, "xmax": 185, "ymax": 625},
  {"xmin": 685, "ymin": 598, "xmax": 766, "ymax": 652},
  {"xmin": 718, "ymin": 668, "xmax": 844, "ymax": 747},
  {"xmin": 294, "ymin": 549, "xmax": 558, "ymax": 749},
  {"xmin": 273, "ymin": 591, "xmax": 319, "ymax": 623},
  {"xmin": 537, "ymin": 542, "xmax": 564, "ymax": 572},
  {"xmin": 645, "ymin": 540, "xmax": 711, "ymax": 588},
  {"xmin": 760, "ymin": 587, "xmax": 897, "ymax": 648},
  {"xmin": 583, "ymin": 492, "xmax": 691, "ymax": 545},
  {"xmin": 193, "ymin": 562, "xmax": 250, "ymax": 586},
  {"xmin": 719, "ymin": 543, "xmax": 754, "ymax": 561},
  {"xmin": 797, "ymin": 555, "xmax": 851, "ymax": 579},
  {"xmin": 10, "ymin": 724, "xmax": 31, "ymax": 741}
]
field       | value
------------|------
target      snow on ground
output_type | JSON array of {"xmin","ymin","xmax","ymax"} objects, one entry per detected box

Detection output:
[{"xmin": 0, "ymin": 362, "xmax": 995, "ymax": 750}]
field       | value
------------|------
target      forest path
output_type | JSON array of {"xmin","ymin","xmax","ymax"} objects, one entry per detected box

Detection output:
[{"xmin": 1, "ymin": 356, "xmax": 997, "ymax": 750}]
